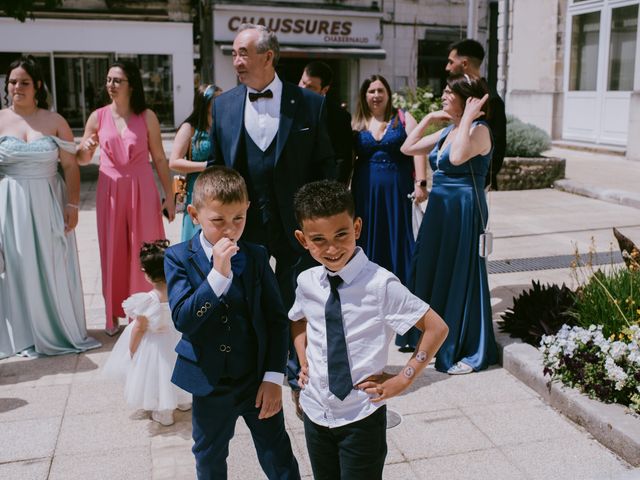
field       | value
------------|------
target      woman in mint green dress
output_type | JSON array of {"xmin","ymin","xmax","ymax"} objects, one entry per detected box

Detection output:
[
  {"xmin": 169, "ymin": 84, "xmax": 221, "ymax": 242},
  {"xmin": 0, "ymin": 56, "xmax": 100, "ymax": 359}
]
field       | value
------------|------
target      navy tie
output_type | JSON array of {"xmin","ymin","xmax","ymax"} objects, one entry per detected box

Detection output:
[{"xmin": 325, "ymin": 275, "xmax": 352, "ymax": 400}]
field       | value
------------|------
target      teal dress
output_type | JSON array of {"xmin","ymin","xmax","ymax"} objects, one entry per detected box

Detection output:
[
  {"xmin": 408, "ymin": 121, "xmax": 497, "ymax": 372},
  {"xmin": 0, "ymin": 135, "xmax": 101, "ymax": 358},
  {"xmin": 181, "ymin": 129, "xmax": 212, "ymax": 242}
]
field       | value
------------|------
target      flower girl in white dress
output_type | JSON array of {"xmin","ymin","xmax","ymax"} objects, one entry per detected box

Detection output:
[{"xmin": 103, "ymin": 240, "xmax": 191, "ymax": 426}]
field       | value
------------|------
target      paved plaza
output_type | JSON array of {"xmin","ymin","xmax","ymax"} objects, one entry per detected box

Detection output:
[{"xmin": 1, "ymin": 147, "xmax": 640, "ymax": 479}]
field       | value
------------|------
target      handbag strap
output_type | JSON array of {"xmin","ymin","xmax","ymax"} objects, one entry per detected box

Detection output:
[
  {"xmin": 187, "ymin": 131, "xmax": 194, "ymax": 161},
  {"xmin": 469, "ymin": 161, "xmax": 489, "ymax": 233},
  {"xmin": 469, "ymin": 120, "xmax": 492, "ymax": 232}
]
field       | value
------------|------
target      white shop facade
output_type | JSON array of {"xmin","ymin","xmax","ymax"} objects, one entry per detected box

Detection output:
[{"xmin": 211, "ymin": 4, "xmax": 385, "ymax": 109}]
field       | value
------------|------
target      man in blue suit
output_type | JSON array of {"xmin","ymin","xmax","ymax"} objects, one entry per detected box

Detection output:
[
  {"xmin": 207, "ymin": 24, "xmax": 337, "ymax": 419},
  {"xmin": 165, "ymin": 166, "xmax": 300, "ymax": 479}
]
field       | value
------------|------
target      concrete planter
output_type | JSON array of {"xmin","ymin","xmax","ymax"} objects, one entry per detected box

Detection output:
[
  {"xmin": 498, "ymin": 156, "xmax": 566, "ymax": 190},
  {"xmin": 495, "ymin": 327, "xmax": 640, "ymax": 466}
]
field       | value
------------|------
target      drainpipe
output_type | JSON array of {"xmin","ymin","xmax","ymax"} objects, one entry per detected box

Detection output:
[
  {"xmin": 502, "ymin": 0, "xmax": 509, "ymax": 99},
  {"xmin": 467, "ymin": 0, "xmax": 477, "ymax": 39}
]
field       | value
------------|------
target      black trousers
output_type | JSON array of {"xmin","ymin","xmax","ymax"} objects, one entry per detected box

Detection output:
[
  {"xmin": 303, "ymin": 406, "xmax": 387, "ymax": 480},
  {"xmin": 191, "ymin": 375, "xmax": 300, "ymax": 480}
]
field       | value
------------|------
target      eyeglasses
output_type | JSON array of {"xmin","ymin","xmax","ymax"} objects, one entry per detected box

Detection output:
[{"xmin": 106, "ymin": 77, "xmax": 128, "ymax": 86}]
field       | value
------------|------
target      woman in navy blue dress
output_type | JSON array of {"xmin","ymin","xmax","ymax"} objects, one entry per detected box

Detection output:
[
  {"xmin": 351, "ymin": 76, "xmax": 427, "ymax": 350},
  {"xmin": 401, "ymin": 74, "xmax": 498, "ymax": 374}
]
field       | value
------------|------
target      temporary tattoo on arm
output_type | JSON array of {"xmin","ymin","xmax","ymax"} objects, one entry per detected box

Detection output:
[
  {"xmin": 415, "ymin": 351, "xmax": 428, "ymax": 363},
  {"xmin": 403, "ymin": 366, "xmax": 415, "ymax": 379}
]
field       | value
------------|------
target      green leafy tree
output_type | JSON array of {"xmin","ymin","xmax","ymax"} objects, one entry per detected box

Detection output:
[{"xmin": 1, "ymin": 0, "xmax": 63, "ymax": 22}]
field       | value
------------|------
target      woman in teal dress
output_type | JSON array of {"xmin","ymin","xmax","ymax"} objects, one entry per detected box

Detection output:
[
  {"xmin": 169, "ymin": 84, "xmax": 221, "ymax": 242},
  {"xmin": 0, "ymin": 56, "xmax": 100, "ymax": 358},
  {"xmin": 401, "ymin": 74, "xmax": 497, "ymax": 374}
]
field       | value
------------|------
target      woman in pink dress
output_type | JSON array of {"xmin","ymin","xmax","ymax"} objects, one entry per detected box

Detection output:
[{"xmin": 77, "ymin": 61, "xmax": 175, "ymax": 336}]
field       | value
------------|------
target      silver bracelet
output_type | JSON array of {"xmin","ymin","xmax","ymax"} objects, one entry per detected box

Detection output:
[{"xmin": 66, "ymin": 203, "xmax": 79, "ymax": 209}]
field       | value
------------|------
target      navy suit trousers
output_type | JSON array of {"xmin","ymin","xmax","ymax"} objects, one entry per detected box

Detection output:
[{"xmin": 191, "ymin": 374, "xmax": 300, "ymax": 480}]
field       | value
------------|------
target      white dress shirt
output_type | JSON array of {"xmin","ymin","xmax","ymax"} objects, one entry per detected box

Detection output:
[
  {"xmin": 289, "ymin": 247, "xmax": 430, "ymax": 428},
  {"xmin": 244, "ymin": 74, "xmax": 282, "ymax": 151},
  {"xmin": 200, "ymin": 232, "xmax": 283, "ymax": 386}
]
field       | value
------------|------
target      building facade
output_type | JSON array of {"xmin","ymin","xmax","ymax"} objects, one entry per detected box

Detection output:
[
  {"xmin": 1, "ymin": 0, "xmax": 502, "ymax": 128},
  {"xmin": 499, "ymin": 0, "xmax": 640, "ymax": 158},
  {"xmin": 0, "ymin": 0, "xmax": 194, "ymax": 129}
]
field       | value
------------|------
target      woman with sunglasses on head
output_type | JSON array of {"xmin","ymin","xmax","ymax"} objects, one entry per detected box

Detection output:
[
  {"xmin": 169, "ymin": 84, "xmax": 222, "ymax": 242},
  {"xmin": 77, "ymin": 61, "xmax": 175, "ymax": 336},
  {"xmin": 401, "ymin": 74, "xmax": 498, "ymax": 375},
  {"xmin": 0, "ymin": 55, "xmax": 100, "ymax": 358}
]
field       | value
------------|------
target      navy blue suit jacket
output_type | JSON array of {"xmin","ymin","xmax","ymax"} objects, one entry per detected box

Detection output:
[
  {"xmin": 165, "ymin": 236, "xmax": 289, "ymax": 397},
  {"xmin": 208, "ymin": 81, "xmax": 336, "ymax": 253}
]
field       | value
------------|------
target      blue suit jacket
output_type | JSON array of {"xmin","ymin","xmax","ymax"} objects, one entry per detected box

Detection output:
[
  {"xmin": 164, "ymin": 236, "xmax": 289, "ymax": 397},
  {"xmin": 208, "ymin": 81, "xmax": 336, "ymax": 253}
]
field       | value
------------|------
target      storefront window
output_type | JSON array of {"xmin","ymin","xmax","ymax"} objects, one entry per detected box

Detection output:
[
  {"xmin": 418, "ymin": 37, "xmax": 458, "ymax": 95},
  {"xmin": 54, "ymin": 56, "xmax": 111, "ymax": 128},
  {"xmin": 118, "ymin": 54, "xmax": 174, "ymax": 127},
  {"xmin": 569, "ymin": 11, "xmax": 601, "ymax": 91},
  {"xmin": 607, "ymin": 4, "xmax": 638, "ymax": 91}
]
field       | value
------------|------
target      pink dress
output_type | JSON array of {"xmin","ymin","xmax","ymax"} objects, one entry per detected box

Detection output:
[{"xmin": 96, "ymin": 106, "xmax": 165, "ymax": 329}]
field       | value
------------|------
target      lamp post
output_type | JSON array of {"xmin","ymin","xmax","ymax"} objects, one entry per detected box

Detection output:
[{"xmin": 199, "ymin": 0, "xmax": 214, "ymax": 84}]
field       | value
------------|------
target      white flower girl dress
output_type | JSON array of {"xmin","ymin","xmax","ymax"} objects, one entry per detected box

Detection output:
[{"xmin": 103, "ymin": 291, "xmax": 191, "ymax": 411}]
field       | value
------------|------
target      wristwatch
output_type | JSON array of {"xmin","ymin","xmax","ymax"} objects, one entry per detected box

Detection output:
[{"xmin": 415, "ymin": 180, "xmax": 427, "ymax": 187}]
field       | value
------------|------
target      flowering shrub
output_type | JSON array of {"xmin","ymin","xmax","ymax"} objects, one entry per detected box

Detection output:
[
  {"xmin": 392, "ymin": 86, "xmax": 443, "ymax": 129},
  {"xmin": 540, "ymin": 324, "xmax": 640, "ymax": 413}
]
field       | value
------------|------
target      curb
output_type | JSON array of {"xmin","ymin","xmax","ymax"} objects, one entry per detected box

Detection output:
[
  {"xmin": 494, "ymin": 328, "xmax": 640, "ymax": 467},
  {"xmin": 554, "ymin": 179, "xmax": 640, "ymax": 210}
]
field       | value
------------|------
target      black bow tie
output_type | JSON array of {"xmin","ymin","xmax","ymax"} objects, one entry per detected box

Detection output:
[{"xmin": 248, "ymin": 89, "xmax": 273, "ymax": 102}]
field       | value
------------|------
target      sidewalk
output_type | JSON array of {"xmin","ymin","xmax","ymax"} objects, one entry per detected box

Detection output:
[{"xmin": 1, "ymin": 147, "xmax": 640, "ymax": 479}]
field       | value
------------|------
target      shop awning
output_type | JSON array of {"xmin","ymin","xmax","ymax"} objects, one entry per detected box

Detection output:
[{"xmin": 219, "ymin": 44, "xmax": 386, "ymax": 59}]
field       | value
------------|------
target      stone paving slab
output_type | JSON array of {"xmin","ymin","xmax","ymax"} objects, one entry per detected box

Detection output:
[
  {"xmin": 49, "ymin": 448, "xmax": 151, "ymax": 480},
  {"xmin": 410, "ymin": 449, "xmax": 526, "ymax": 480},
  {"xmin": 0, "ymin": 459, "xmax": 51, "ymax": 480}
]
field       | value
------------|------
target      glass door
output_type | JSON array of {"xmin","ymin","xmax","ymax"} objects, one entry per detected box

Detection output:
[
  {"xmin": 563, "ymin": 1, "xmax": 639, "ymax": 145},
  {"xmin": 54, "ymin": 54, "xmax": 112, "ymax": 129}
]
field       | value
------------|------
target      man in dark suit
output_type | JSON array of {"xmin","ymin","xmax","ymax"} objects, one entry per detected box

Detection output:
[
  {"xmin": 447, "ymin": 39, "xmax": 507, "ymax": 190},
  {"xmin": 298, "ymin": 61, "xmax": 353, "ymax": 184},
  {"xmin": 207, "ymin": 24, "xmax": 336, "ymax": 419}
]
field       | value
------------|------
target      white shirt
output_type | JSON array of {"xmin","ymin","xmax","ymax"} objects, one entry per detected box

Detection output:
[
  {"xmin": 200, "ymin": 232, "xmax": 283, "ymax": 386},
  {"xmin": 289, "ymin": 247, "xmax": 430, "ymax": 428},
  {"xmin": 244, "ymin": 74, "xmax": 282, "ymax": 151}
]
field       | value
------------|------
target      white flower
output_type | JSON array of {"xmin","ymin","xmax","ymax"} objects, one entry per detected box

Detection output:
[
  {"xmin": 605, "ymin": 357, "xmax": 628, "ymax": 390},
  {"xmin": 609, "ymin": 341, "xmax": 627, "ymax": 361},
  {"xmin": 628, "ymin": 344, "xmax": 640, "ymax": 365}
]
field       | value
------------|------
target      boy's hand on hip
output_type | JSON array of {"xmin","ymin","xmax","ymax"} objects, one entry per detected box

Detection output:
[
  {"xmin": 298, "ymin": 363, "xmax": 309, "ymax": 388},
  {"xmin": 255, "ymin": 381, "xmax": 282, "ymax": 419},
  {"xmin": 212, "ymin": 238, "xmax": 239, "ymax": 278},
  {"xmin": 357, "ymin": 372, "xmax": 410, "ymax": 403}
]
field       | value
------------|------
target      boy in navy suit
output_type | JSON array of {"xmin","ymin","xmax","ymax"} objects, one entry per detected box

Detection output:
[{"xmin": 165, "ymin": 166, "xmax": 300, "ymax": 480}]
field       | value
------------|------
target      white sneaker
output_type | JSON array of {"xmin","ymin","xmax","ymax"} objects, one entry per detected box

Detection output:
[
  {"xmin": 176, "ymin": 403, "xmax": 192, "ymax": 412},
  {"xmin": 151, "ymin": 410, "xmax": 174, "ymax": 426},
  {"xmin": 447, "ymin": 361, "xmax": 474, "ymax": 375}
]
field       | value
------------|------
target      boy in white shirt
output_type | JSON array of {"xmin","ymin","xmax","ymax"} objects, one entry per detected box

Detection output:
[{"xmin": 289, "ymin": 180, "xmax": 449, "ymax": 479}]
